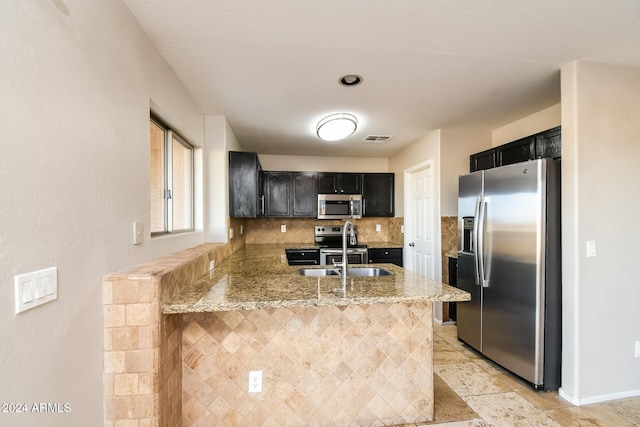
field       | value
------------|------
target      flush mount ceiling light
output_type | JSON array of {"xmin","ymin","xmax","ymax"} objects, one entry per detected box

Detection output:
[{"xmin": 316, "ymin": 113, "xmax": 358, "ymax": 142}]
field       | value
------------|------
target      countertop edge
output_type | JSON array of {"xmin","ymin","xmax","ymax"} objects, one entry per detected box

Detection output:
[
  {"xmin": 163, "ymin": 290, "xmax": 470, "ymax": 314},
  {"xmin": 162, "ymin": 244, "xmax": 470, "ymax": 314}
]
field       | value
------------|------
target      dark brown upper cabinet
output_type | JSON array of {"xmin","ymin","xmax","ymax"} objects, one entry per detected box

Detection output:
[
  {"xmin": 497, "ymin": 136, "xmax": 536, "ymax": 167},
  {"xmin": 535, "ymin": 126, "xmax": 561, "ymax": 159},
  {"xmin": 470, "ymin": 148, "xmax": 497, "ymax": 172},
  {"xmin": 229, "ymin": 151, "xmax": 263, "ymax": 218},
  {"xmin": 470, "ymin": 126, "xmax": 561, "ymax": 172},
  {"xmin": 317, "ymin": 172, "xmax": 362, "ymax": 194},
  {"xmin": 263, "ymin": 171, "xmax": 292, "ymax": 217},
  {"xmin": 229, "ymin": 152, "xmax": 394, "ymax": 218},
  {"xmin": 264, "ymin": 171, "xmax": 317, "ymax": 218},
  {"xmin": 362, "ymin": 173, "xmax": 394, "ymax": 217},
  {"xmin": 291, "ymin": 172, "xmax": 317, "ymax": 217}
]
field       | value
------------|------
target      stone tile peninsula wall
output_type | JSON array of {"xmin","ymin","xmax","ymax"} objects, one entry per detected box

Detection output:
[
  {"xmin": 181, "ymin": 302, "xmax": 434, "ymax": 426},
  {"xmin": 102, "ymin": 224, "xmax": 466, "ymax": 426},
  {"xmin": 102, "ymin": 218, "xmax": 246, "ymax": 427}
]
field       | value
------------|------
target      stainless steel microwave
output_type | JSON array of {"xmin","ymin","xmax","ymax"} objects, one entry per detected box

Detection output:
[{"xmin": 317, "ymin": 194, "xmax": 362, "ymax": 220}]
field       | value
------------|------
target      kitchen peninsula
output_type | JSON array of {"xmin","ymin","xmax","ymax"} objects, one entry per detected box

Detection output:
[{"xmin": 165, "ymin": 244, "xmax": 469, "ymax": 426}]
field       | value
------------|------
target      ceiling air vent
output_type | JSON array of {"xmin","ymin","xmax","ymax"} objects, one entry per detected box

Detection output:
[{"xmin": 361, "ymin": 135, "xmax": 394, "ymax": 144}]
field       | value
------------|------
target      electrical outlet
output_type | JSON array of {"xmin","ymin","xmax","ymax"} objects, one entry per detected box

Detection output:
[
  {"xmin": 635, "ymin": 340, "xmax": 640, "ymax": 358},
  {"xmin": 248, "ymin": 370, "xmax": 262, "ymax": 393},
  {"xmin": 376, "ymin": 224, "xmax": 381, "ymax": 232},
  {"xmin": 229, "ymin": 228, "xmax": 234, "ymax": 239},
  {"xmin": 281, "ymin": 225, "xmax": 286, "ymax": 233}
]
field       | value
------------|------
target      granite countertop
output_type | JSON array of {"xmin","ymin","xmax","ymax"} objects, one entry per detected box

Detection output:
[
  {"xmin": 163, "ymin": 244, "xmax": 470, "ymax": 314},
  {"xmin": 362, "ymin": 242, "xmax": 404, "ymax": 249}
]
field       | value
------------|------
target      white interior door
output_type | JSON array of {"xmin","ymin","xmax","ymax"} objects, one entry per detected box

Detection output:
[{"xmin": 405, "ymin": 163, "xmax": 435, "ymax": 278}]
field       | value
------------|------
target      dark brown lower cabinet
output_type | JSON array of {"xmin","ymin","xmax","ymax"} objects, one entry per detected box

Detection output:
[
  {"xmin": 368, "ymin": 247, "xmax": 403, "ymax": 267},
  {"xmin": 285, "ymin": 249, "xmax": 320, "ymax": 265},
  {"xmin": 448, "ymin": 256, "xmax": 457, "ymax": 321}
]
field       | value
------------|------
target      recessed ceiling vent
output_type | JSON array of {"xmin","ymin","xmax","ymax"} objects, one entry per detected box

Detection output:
[{"xmin": 361, "ymin": 135, "xmax": 394, "ymax": 144}]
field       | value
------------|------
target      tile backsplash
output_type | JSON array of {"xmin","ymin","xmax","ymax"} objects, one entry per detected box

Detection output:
[
  {"xmin": 245, "ymin": 217, "xmax": 404, "ymax": 245},
  {"xmin": 440, "ymin": 216, "xmax": 458, "ymax": 285}
]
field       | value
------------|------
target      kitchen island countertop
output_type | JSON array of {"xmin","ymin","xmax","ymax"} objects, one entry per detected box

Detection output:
[{"xmin": 163, "ymin": 243, "xmax": 469, "ymax": 314}]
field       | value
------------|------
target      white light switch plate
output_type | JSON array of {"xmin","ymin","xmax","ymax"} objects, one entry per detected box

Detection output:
[
  {"xmin": 15, "ymin": 267, "xmax": 57, "ymax": 314},
  {"xmin": 133, "ymin": 222, "xmax": 143, "ymax": 245}
]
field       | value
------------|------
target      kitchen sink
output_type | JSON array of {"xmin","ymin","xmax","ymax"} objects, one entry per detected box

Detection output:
[
  {"xmin": 298, "ymin": 267, "xmax": 393, "ymax": 277},
  {"xmin": 345, "ymin": 267, "xmax": 393, "ymax": 277},
  {"xmin": 298, "ymin": 268, "xmax": 340, "ymax": 276}
]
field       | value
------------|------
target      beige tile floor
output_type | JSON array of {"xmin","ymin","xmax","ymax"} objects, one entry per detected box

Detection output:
[{"xmin": 397, "ymin": 324, "xmax": 640, "ymax": 427}]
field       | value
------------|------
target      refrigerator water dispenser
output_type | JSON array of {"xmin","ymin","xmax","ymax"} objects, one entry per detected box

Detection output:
[{"xmin": 462, "ymin": 216, "xmax": 474, "ymax": 252}]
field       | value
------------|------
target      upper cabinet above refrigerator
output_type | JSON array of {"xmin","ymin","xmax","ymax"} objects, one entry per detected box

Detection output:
[{"xmin": 470, "ymin": 126, "xmax": 561, "ymax": 172}]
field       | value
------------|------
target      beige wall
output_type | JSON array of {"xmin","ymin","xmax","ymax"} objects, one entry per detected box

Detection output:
[
  {"xmin": 205, "ymin": 115, "xmax": 242, "ymax": 243},
  {"xmin": 492, "ymin": 104, "xmax": 561, "ymax": 146},
  {"xmin": 560, "ymin": 61, "xmax": 640, "ymax": 404},
  {"xmin": 389, "ymin": 126, "xmax": 490, "ymax": 218},
  {"xmin": 440, "ymin": 127, "xmax": 492, "ymax": 215},
  {"xmin": 0, "ymin": 1, "xmax": 205, "ymax": 426},
  {"xmin": 259, "ymin": 154, "xmax": 389, "ymax": 172},
  {"xmin": 389, "ymin": 130, "xmax": 441, "ymax": 218}
]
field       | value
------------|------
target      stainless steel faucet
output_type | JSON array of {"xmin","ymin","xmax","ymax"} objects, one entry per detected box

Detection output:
[{"xmin": 333, "ymin": 220, "xmax": 356, "ymax": 279}]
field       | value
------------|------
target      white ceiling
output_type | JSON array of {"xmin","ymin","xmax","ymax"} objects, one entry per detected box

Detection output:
[{"xmin": 123, "ymin": 0, "xmax": 640, "ymax": 158}]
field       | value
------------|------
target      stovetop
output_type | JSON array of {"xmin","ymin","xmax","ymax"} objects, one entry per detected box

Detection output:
[{"xmin": 314, "ymin": 225, "xmax": 365, "ymax": 248}]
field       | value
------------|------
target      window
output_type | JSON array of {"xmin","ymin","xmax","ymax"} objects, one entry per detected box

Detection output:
[{"xmin": 150, "ymin": 114, "xmax": 194, "ymax": 235}]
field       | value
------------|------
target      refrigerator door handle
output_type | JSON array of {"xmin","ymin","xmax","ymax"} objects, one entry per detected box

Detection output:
[
  {"xmin": 473, "ymin": 196, "xmax": 482, "ymax": 286},
  {"xmin": 477, "ymin": 197, "xmax": 489, "ymax": 287}
]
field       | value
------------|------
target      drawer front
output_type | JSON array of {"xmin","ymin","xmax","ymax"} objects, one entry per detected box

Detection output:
[
  {"xmin": 285, "ymin": 249, "xmax": 320, "ymax": 265},
  {"xmin": 367, "ymin": 248, "xmax": 403, "ymax": 267}
]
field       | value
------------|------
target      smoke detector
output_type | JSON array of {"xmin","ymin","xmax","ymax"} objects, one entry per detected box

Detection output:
[{"xmin": 361, "ymin": 135, "xmax": 394, "ymax": 144}]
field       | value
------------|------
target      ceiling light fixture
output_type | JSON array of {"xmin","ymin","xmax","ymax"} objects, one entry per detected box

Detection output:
[
  {"xmin": 339, "ymin": 74, "xmax": 363, "ymax": 86},
  {"xmin": 316, "ymin": 113, "xmax": 358, "ymax": 142}
]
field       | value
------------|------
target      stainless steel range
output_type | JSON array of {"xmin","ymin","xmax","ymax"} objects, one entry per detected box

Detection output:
[{"xmin": 314, "ymin": 225, "xmax": 368, "ymax": 265}]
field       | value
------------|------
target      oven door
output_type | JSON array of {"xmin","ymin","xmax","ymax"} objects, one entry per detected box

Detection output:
[{"xmin": 320, "ymin": 249, "xmax": 368, "ymax": 265}]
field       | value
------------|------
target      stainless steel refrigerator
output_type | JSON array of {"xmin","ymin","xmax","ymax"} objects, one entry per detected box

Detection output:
[{"xmin": 457, "ymin": 158, "xmax": 562, "ymax": 390}]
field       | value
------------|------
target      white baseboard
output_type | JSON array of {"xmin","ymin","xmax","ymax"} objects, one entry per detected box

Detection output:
[
  {"xmin": 434, "ymin": 319, "xmax": 457, "ymax": 326},
  {"xmin": 559, "ymin": 387, "xmax": 640, "ymax": 406}
]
